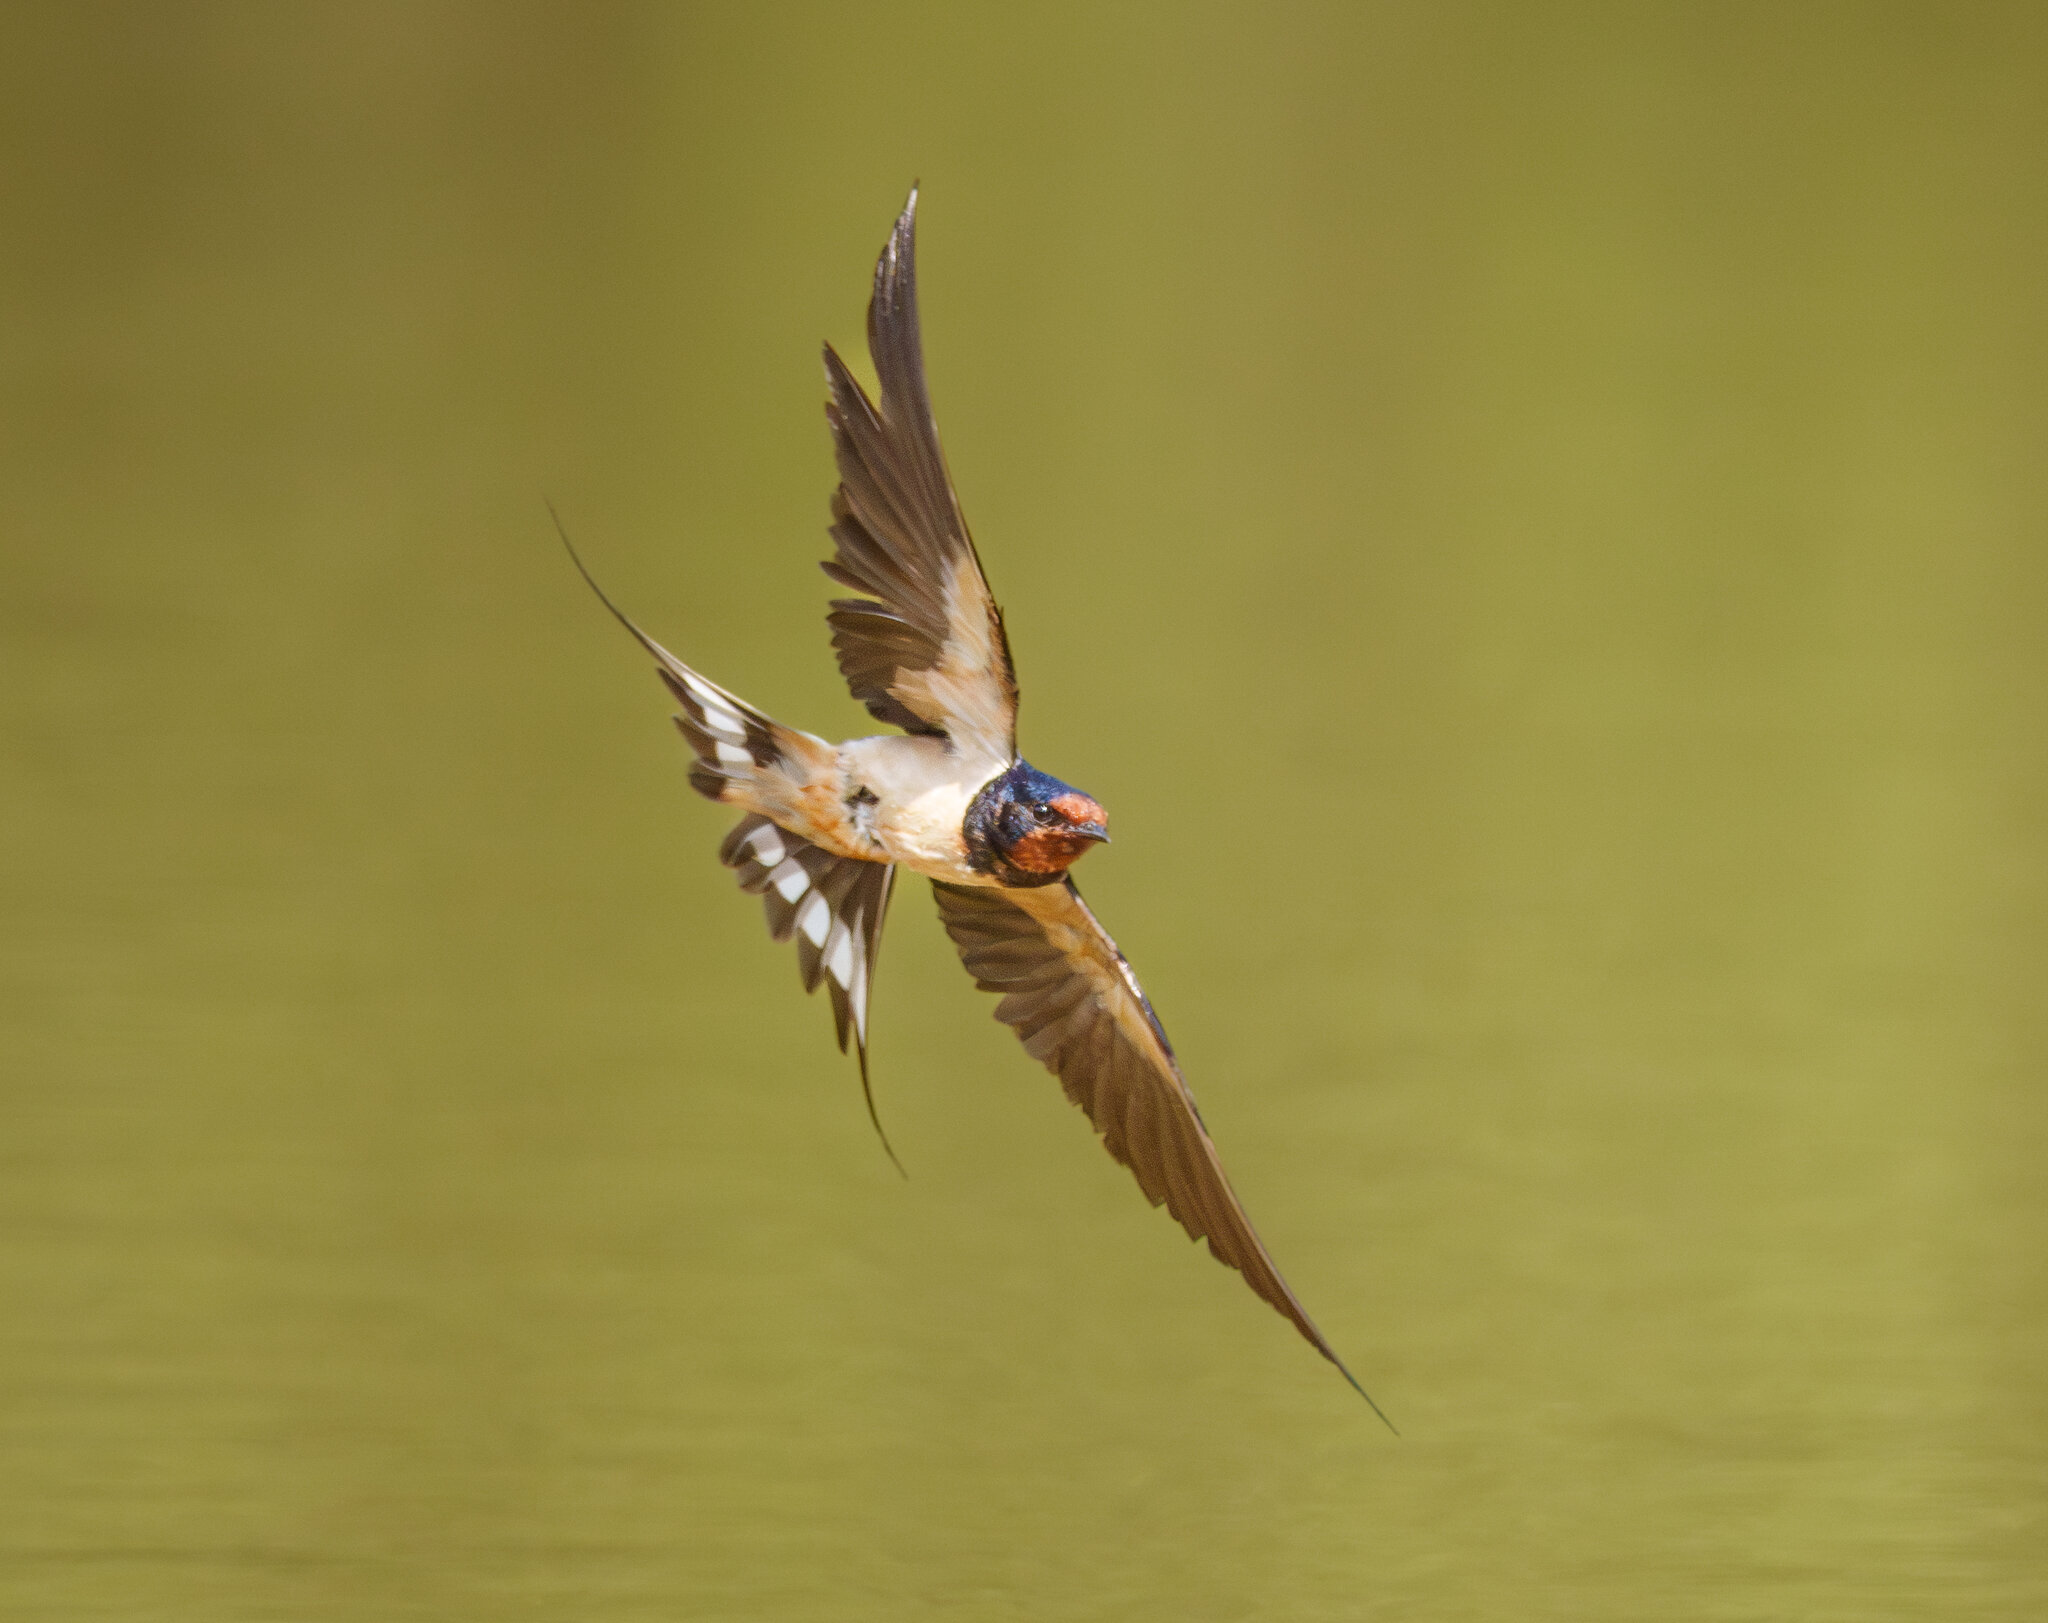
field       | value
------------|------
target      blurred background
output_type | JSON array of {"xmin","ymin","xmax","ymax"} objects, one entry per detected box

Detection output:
[{"xmin": 3, "ymin": 4, "xmax": 2045, "ymax": 1618}]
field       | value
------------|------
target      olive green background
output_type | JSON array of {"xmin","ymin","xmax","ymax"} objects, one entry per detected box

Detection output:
[{"xmin": 4, "ymin": 4, "xmax": 2044, "ymax": 1619}]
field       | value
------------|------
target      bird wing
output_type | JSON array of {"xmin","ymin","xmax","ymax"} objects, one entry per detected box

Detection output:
[
  {"xmin": 930, "ymin": 877, "xmax": 1385, "ymax": 1414},
  {"xmin": 722, "ymin": 812, "xmax": 902, "ymax": 1168},
  {"xmin": 821, "ymin": 188, "xmax": 1019, "ymax": 768}
]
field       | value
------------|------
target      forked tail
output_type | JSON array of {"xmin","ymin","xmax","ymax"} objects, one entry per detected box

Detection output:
[{"xmin": 552, "ymin": 504, "xmax": 905, "ymax": 1175}]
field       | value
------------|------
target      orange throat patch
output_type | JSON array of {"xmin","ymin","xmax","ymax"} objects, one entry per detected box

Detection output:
[
  {"xmin": 1005, "ymin": 825, "xmax": 1103, "ymax": 874},
  {"xmin": 1007, "ymin": 792, "xmax": 1109, "ymax": 875}
]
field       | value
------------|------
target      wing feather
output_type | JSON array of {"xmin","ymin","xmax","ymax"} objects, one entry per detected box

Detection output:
[
  {"xmin": 931, "ymin": 876, "xmax": 1388, "ymax": 1417},
  {"xmin": 820, "ymin": 189, "xmax": 1018, "ymax": 765}
]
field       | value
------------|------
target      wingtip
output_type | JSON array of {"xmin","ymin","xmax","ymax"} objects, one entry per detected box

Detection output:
[
  {"xmin": 864, "ymin": 188, "xmax": 928, "ymax": 386},
  {"xmin": 1332, "ymin": 1355, "xmax": 1400, "ymax": 1434},
  {"xmin": 877, "ymin": 185, "xmax": 919, "ymax": 298}
]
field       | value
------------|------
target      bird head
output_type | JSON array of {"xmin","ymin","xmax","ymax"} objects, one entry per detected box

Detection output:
[{"xmin": 967, "ymin": 762, "xmax": 1111, "ymax": 883}]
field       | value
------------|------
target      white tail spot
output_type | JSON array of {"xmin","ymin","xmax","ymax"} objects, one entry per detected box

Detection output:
[
  {"xmin": 747, "ymin": 826, "xmax": 786, "ymax": 867},
  {"xmin": 701, "ymin": 706, "xmax": 746, "ymax": 740},
  {"xmin": 770, "ymin": 860, "xmax": 809, "ymax": 903},
  {"xmin": 713, "ymin": 741, "xmax": 751, "ymax": 767},
  {"xmin": 824, "ymin": 922, "xmax": 855, "ymax": 988},
  {"xmin": 798, "ymin": 892, "xmax": 831, "ymax": 947}
]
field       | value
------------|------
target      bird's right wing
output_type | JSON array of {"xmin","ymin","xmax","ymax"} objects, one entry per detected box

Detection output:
[
  {"xmin": 820, "ymin": 188, "xmax": 1018, "ymax": 769},
  {"xmin": 930, "ymin": 877, "xmax": 1386, "ymax": 1418}
]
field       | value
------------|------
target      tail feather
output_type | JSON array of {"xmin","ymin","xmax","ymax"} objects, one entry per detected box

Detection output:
[
  {"xmin": 557, "ymin": 506, "xmax": 903, "ymax": 1171},
  {"xmin": 655, "ymin": 661, "xmax": 805, "ymax": 806},
  {"xmin": 551, "ymin": 503, "xmax": 833, "ymax": 821}
]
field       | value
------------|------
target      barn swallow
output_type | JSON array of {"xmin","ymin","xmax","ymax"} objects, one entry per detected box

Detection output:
[{"xmin": 566, "ymin": 189, "xmax": 1386, "ymax": 1421}]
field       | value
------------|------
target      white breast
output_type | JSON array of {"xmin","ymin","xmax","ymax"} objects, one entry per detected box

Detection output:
[{"xmin": 839, "ymin": 733, "xmax": 1006, "ymax": 884}]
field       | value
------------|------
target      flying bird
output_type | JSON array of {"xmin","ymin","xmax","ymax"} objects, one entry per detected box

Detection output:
[{"xmin": 567, "ymin": 189, "xmax": 1386, "ymax": 1421}]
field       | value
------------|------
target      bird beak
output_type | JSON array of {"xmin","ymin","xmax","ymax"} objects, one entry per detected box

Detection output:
[{"xmin": 1074, "ymin": 822, "xmax": 1110, "ymax": 845}]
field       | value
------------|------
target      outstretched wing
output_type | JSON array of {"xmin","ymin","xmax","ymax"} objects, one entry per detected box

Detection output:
[
  {"xmin": 721, "ymin": 813, "xmax": 901, "ymax": 1166},
  {"xmin": 932, "ymin": 877, "xmax": 1389, "ymax": 1420},
  {"xmin": 821, "ymin": 188, "xmax": 1018, "ymax": 769}
]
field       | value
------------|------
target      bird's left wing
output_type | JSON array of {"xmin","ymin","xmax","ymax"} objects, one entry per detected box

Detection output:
[
  {"xmin": 931, "ymin": 878, "xmax": 1384, "ymax": 1414},
  {"xmin": 820, "ymin": 189, "xmax": 1018, "ymax": 768}
]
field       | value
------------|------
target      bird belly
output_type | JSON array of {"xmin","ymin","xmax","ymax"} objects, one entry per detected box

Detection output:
[{"xmin": 839, "ymin": 734, "xmax": 1004, "ymax": 884}]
